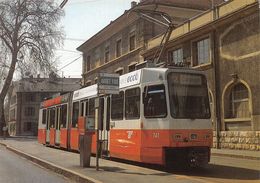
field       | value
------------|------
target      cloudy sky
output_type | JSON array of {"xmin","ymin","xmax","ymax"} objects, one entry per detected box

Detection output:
[{"xmin": 55, "ymin": 0, "xmax": 139, "ymax": 78}]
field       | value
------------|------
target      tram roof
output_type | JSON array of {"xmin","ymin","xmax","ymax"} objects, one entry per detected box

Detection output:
[{"xmin": 72, "ymin": 67, "xmax": 203, "ymax": 101}]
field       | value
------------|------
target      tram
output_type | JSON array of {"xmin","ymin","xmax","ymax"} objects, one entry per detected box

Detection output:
[{"xmin": 38, "ymin": 67, "xmax": 212, "ymax": 167}]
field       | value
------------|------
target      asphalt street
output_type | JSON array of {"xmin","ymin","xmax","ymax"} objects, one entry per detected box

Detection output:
[{"xmin": 0, "ymin": 146, "xmax": 71, "ymax": 183}]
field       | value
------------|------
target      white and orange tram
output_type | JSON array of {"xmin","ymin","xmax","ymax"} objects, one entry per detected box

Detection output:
[{"xmin": 38, "ymin": 67, "xmax": 212, "ymax": 167}]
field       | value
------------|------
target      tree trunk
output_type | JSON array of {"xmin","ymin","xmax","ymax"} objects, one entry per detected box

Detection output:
[
  {"xmin": 0, "ymin": 98, "xmax": 5, "ymax": 136},
  {"xmin": 0, "ymin": 52, "xmax": 17, "ymax": 136}
]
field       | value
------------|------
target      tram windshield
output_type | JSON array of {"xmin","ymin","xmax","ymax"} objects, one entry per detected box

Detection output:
[{"xmin": 168, "ymin": 72, "xmax": 210, "ymax": 119}]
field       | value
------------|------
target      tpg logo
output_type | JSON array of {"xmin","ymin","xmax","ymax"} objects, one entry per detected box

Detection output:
[{"xmin": 127, "ymin": 73, "xmax": 139, "ymax": 83}]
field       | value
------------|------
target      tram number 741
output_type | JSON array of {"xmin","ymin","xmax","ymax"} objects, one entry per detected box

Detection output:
[{"xmin": 152, "ymin": 132, "xmax": 160, "ymax": 139}]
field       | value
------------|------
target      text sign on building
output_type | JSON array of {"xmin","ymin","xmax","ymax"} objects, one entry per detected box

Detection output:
[{"xmin": 98, "ymin": 73, "xmax": 119, "ymax": 95}]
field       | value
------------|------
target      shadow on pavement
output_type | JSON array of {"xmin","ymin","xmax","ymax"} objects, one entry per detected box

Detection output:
[
  {"xmin": 109, "ymin": 157, "xmax": 259, "ymax": 180},
  {"xmin": 164, "ymin": 164, "xmax": 260, "ymax": 180},
  {"xmin": 99, "ymin": 166, "xmax": 172, "ymax": 176}
]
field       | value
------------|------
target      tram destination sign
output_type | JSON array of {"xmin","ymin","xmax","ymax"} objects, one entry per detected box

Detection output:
[{"xmin": 98, "ymin": 73, "xmax": 119, "ymax": 95}]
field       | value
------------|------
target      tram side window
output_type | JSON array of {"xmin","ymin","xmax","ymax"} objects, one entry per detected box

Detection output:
[
  {"xmin": 88, "ymin": 98, "xmax": 95, "ymax": 117},
  {"xmin": 106, "ymin": 97, "xmax": 110, "ymax": 130},
  {"xmin": 72, "ymin": 102, "xmax": 79, "ymax": 127},
  {"xmin": 55, "ymin": 107, "xmax": 59, "ymax": 129},
  {"xmin": 85, "ymin": 100, "xmax": 88, "ymax": 117},
  {"xmin": 60, "ymin": 104, "xmax": 67, "ymax": 128},
  {"xmin": 125, "ymin": 88, "xmax": 140, "ymax": 119},
  {"xmin": 42, "ymin": 109, "xmax": 47, "ymax": 125},
  {"xmin": 80, "ymin": 101, "xmax": 84, "ymax": 116},
  {"xmin": 144, "ymin": 85, "xmax": 167, "ymax": 118},
  {"xmin": 49, "ymin": 108, "xmax": 56, "ymax": 128},
  {"xmin": 111, "ymin": 91, "xmax": 124, "ymax": 120},
  {"xmin": 98, "ymin": 98, "xmax": 104, "ymax": 130}
]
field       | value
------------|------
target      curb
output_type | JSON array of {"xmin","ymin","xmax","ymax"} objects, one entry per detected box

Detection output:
[
  {"xmin": 211, "ymin": 152, "xmax": 260, "ymax": 161},
  {"xmin": 0, "ymin": 142, "xmax": 102, "ymax": 183}
]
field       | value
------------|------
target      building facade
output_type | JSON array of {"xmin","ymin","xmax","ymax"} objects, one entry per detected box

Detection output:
[
  {"xmin": 142, "ymin": 0, "xmax": 260, "ymax": 150},
  {"xmin": 77, "ymin": 0, "xmax": 219, "ymax": 86},
  {"xmin": 8, "ymin": 77, "xmax": 81, "ymax": 136}
]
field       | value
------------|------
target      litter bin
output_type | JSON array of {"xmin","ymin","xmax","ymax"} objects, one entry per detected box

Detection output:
[
  {"xmin": 78, "ymin": 116, "xmax": 95, "ymax": 167},
  {"xmin": 79, "ymin": 133, "xmax": 92, "ymax": 167}
]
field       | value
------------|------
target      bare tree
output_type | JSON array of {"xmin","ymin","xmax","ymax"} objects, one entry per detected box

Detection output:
[{"xmin": 0, "ymin": 0, "xmax": 64, "ymax": 134}]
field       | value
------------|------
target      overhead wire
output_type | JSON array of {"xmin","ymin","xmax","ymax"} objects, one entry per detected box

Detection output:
[{"xmin": 57, "ymin": 56, "xmax": 82, "ymax": 71}]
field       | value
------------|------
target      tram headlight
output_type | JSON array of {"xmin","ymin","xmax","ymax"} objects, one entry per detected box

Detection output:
[{"xmin": 190, "ymin": 134, "xmax": 197, "ymax": 140}]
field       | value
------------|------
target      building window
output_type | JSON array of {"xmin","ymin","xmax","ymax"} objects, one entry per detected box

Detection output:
[
  {"xmin": 116, "ymin": 39, "xmax": 122, "ymax": 57},
  {"xmin": 87, "ymin": 56, "xmax": 91, "ymax": 72},
  {"xmin": 193, "ymin": 37, "xmax": 210, "ymax": 66},
  {"xmin": 225, "ymin": 83, "xmax": 251, "ymax": 131},
  {"xmin": 104, "ymin": 46, "xmax": 110, "ymax": 63},
  {"xmin": 227, "ymin": 84, "xmax": 250, "ymax": 119},
  {"xmin": 128, "ymin": 62, "xmax": 137, "ymax": 72},
  {"xmin": 129, "ymin": 32, "xmax": 136, "ymax": 51},
  {"xmin": 115, "ymin": 68, "xmax": 123, "ymax": 76},
  {"xmin": 169, "ymin": 48, "xmax": 183, "ymax": 65},
  {"xmin": 24, "ymin": 107, "xmax": 35, "ymax": 116},
  {"xmin": 25, "ymin": 93, "xmax": 35, "ymax": 102}
]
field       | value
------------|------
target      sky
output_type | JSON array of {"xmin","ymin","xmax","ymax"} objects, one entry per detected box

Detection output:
[{"xmin": 55, "ymin": 0, "xmax": 139, "ymax": 78}]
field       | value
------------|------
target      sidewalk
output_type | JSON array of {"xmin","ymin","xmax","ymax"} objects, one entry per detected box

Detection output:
[
  {"xmin": 211, "ymin": 148, "xmax": 260, "ymax": 160},
  {"xmin": 0, "ymin": 138, "xmax": 259, "ymax": 183}
]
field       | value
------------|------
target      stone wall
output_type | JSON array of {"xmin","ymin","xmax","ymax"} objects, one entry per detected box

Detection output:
[{"xmin": 213, "ymin": 131, "xmax": 260, "ymax": 151}]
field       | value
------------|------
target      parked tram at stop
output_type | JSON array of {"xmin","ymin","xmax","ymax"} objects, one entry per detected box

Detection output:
[{"xmin": 38, "ymin": 67, "xmax": 212, "ymax": 167}]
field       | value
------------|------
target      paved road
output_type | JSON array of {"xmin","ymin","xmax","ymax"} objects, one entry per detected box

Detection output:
[
  {"xmin": 163, "ymin": 156, "xmax": 260, "ymax": 183},
  {"xmin": 0, "ymin": 146, "xmax": 71, "ymax": 183}
]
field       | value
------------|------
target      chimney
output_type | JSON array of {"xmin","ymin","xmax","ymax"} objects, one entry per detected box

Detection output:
[{"xmin": 131, "ymin": 1, "xmax": 137, "ymax": 8}]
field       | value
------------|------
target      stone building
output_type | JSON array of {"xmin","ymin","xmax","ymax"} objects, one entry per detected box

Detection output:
[
  {"xmin": 77, "ymin": 0, "xmax": 223, "ymax": 85},
  {"xmin": 8, "ymin": 77, "xmax": 81, "ymax": 136},
  {"xmin": 142, "ymin": 0, "xmax": 260, "ymax": 150}
]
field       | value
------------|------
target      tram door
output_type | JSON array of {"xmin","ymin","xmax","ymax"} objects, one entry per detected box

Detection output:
[
  {"xmin": 46, "ymin": 109, "xmax": 50, "ymax": 143},
  {"xmin": 49, "ymin": 107, "xmax": 56, "ymax": 146},
  {"xmin": 100, "ymin": 97, "xmax": 110, "ymax": 155},
  {"xmin": 55, "ymin": 106, "xmax": 61, "ymax": 145}
]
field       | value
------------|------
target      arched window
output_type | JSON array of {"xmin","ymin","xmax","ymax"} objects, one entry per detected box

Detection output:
[
  {"xmin": 228, "ymin": 84, "xmax": 249, "ymax": 118},
  {"xmin": 224, "ymin": 83, "xmax": 251, "ymax": 131}
]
